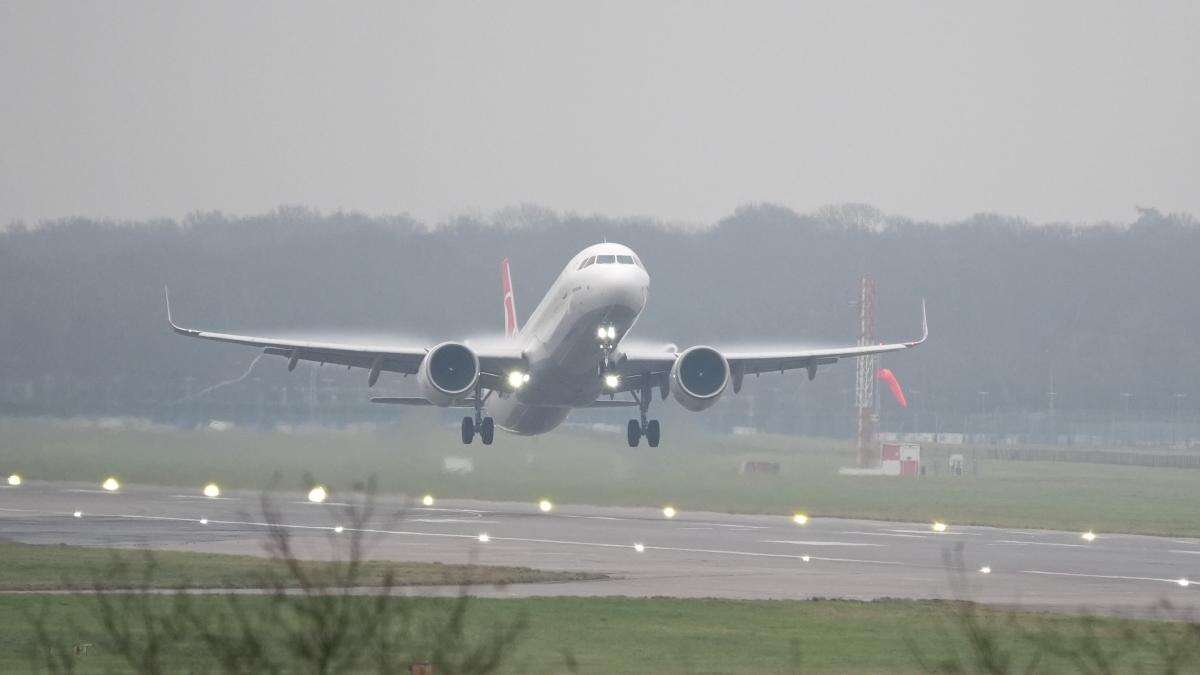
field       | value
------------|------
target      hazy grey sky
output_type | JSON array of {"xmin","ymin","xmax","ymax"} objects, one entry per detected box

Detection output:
[{"xmin": 2, "ymin": 1, "xmax": 1197, "ymax": 226}]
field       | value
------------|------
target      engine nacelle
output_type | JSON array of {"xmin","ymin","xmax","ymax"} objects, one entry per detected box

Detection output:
[
  {"xmin": 417, "ymin": 342, "xmax": 479, "ymax": 406},
  {"xmin": 670, "ymin": 346, "xmax": 729, "ymax": 412}
]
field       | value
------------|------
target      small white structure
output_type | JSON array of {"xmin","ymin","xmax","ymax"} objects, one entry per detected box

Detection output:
[
  {"xmin": 442, "ymin": 456, "xmax": 475, "ymax": 474},
  {"xmin": 949, "ymin": 454, "xmax": 965, "ymax": 476}
]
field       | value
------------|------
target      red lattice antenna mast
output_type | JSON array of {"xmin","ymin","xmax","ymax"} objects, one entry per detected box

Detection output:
[{"xmin": 855, "ymin": 275, "xmax": 878, "ymax": 467}]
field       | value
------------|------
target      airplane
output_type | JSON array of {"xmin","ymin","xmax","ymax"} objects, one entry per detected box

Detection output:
[{"xmin": 166, "ymin": 243, "xmax": 926, "ymax": 447}]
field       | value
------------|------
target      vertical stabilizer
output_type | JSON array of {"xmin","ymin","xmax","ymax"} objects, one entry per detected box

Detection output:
[{"xmin": 502, "ymin": 258, "xmax": 519, "ymax": 338}]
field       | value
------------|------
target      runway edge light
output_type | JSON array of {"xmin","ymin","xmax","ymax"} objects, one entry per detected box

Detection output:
[
  {"xmin": 7, "ymin": 474, "xmax": 21, "ymax": 487},
  {"xmin": 203, "ymin": 483, "xmax": 220, "ymax": 498},
  {"xmin": 307, "ymin": 485, "xmax": 328, "ymax": 503},
  {"xmin": 421, "ymin": 494, "xmax": 435, "ymax": 507},
  {"xmin": 102, "ymin": 477, "xmax": 120, "ymax": 492}
]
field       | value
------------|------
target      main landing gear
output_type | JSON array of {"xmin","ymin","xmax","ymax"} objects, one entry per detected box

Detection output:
[
  {"xmin": 626, "ymin": 386, "xmax": 660, "ymax": 448},
  {"xmin": 461, "ymin": 383, "xmax": 494, "ymax": 445},
  {"xmin": 461, "ymin": 415, "xmax": 494, "ymax": 445}
]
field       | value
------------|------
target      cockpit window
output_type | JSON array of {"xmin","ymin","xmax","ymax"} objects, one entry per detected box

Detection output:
[
  {"xmin": 616, "ymin": 255, "xmax": 635, "ymax": 265},
  {"xmin": 595, "ymin": 254, "xmax": 616, "ymax": 264},
  {"xmin": 578, "ymin": 256, "xmax": 595, "ymax": 270}
]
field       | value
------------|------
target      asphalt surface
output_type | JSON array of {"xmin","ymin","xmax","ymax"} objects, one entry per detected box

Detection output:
[{"xmin": 2, "ymin": 481, "xmax": 1198, "ymax": 616}]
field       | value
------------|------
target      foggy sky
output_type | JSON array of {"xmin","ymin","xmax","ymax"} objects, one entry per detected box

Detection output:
[{"xmin": 2, "ymin": 1, "xmax": 1197, "ymax": 227}]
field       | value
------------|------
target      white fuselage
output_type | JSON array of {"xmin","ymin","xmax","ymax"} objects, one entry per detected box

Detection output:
[{"xmin": 489, "ymin": 243, "xmax": 649, "ymax": 434}]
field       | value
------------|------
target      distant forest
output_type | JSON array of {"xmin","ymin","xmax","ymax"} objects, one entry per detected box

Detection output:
[{"xmin": 1, "ymin": 204, "xmax": 1197, "ymax": 435}]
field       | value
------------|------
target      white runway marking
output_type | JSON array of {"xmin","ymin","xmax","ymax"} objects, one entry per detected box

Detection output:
[
  {"xmin": 171, "ymin": 495, "xmax": 239, "ymax": 501},
  {"xmin": 763, "ymin": 540, "xmax": 885, "ymax": 547},
  {"xmin": 996, "ymin": 540, "xmax": 1087, "ymax": 548},
  {"xmin": 563, "ymin": 515, "xmax": 623, "ymax": 521},
  {"xmin": 408, "ymin": 518, "xmax": 500, "ymax": 524},
  {"xmin": 887, "ymin": 528, "xmax": 981, "ymax": 536},
  {"xmin": 1170, "ymin": 549, "xmax": 1200, "ymax": 555},
  {"xmin": 842, "ymin": 531, "xmax": 927, "ymax": 539},
  {"xmin": 1023, "ymin": 570, "xmax": 1188, "ymax": 586}
]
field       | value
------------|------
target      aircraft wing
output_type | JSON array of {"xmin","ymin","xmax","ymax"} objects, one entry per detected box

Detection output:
[
  {"xmin": 616, "ymin": 301, "xmax": 927, "ymax": 392},
  {"xmin": 165, "ymin": 289, "xmax": 524, "ymax": 389}
]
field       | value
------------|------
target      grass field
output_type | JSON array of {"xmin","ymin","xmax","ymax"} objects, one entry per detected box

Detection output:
[
  {"xmin": 3, "ymin": 418, "xmax": 1199, "ymax": 537},
  {"xmin": 3, "ymin": 594, "xmax": 1197, "ymax": 673},
  {"xmin": 0, "ymin": 541, "xmax": 601, "ymax": 591}
]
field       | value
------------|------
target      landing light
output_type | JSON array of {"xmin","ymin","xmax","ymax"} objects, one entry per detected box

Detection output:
[
  {"xmin": 507, "ymin": 370, "xmax": 530, "ymax": 389},
  {"xmin": 422, "ymin": 494, "xmax": 435, "ymax": 507},
  {"xmin": 607, "ymin": 325, "xmax": 616, "ymax": 339},
  {"xmin": 662, "ymin": 506, "xmax": 677, "ymax": 519},
  {"xmin": 203, "ymin": 483, "xmax": 220, "ymax": 498},
  {"xmin": 199, "ymin": 518, "xmax": 209, "ymax": 525},
  {"xmin": 7, "ymin": 474, "xmax": 21, "ymax": 487},
  {"xmin": 932, "ymin": 521, "xmax": 948, "ymax": 533},
  {"xmin": 633, "ymin": 543, "xmax": 645, "ymax": 553},
  {"xmin": 792, "ymin": 513, "xmax": 809, "ymax": 526},
  {"xmin": 307, "ymin": 486, "xmax": 328, "ymax": 503},
  {"xmin": 597, "ymin": 326, "xmax": 608, "ymax": 339},
  {"xmin": 538, "ymin": 499, "xmax": 554, "ymax": 513},
  {"xmin": 1081, "ymin": 530, "xmax": 1096, "ymax": 542},
  {"xmin": 102, "ymin": 477, "xmax": 120, "ymax": 492},
  {"xmin": 334, "ymin": 525, "xmax": 345, "ymax": 534},
  {"xmin": 1178, "ymin": 578, "xmax": 1191, "ymax": 588},
  {"xmin": 478, "ymin": 533, "xmax": 490, "ymax": 543},
  {"xmin": 604, "ymin": 374, "xmax": 621, "ymax": 389}
]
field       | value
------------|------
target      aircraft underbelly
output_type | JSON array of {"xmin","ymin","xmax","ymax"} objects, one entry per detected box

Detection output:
[{"xmin": 494, "ymin": 297, "xmax": 643, "ymax": 435}]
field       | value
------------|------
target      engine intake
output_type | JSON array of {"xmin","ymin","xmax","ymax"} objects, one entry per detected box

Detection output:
[
  {"xmin": 418, "ymin": 342, "xmax": 479, "ymax": 406},
  {"xmin": 670, "ymin": 346, "xmax": 729, "ymax": 411}
]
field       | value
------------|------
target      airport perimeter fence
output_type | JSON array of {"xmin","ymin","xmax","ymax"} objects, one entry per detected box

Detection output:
[{"xmin": 977, "ymin": 446, "xmax": 1200, "ymax": 470}]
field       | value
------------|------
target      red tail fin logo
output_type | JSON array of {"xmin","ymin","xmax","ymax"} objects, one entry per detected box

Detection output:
[{"xmin": 502, "ymin": 258, "xmax": 518, "ymax": 338}]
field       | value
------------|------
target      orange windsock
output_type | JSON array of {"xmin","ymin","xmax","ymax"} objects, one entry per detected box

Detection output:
[{"xmin": 876, "ymin": 368, "xmax": 907, "ymax": 408}]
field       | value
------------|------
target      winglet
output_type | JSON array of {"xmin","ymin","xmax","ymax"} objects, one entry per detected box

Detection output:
[
  {"xmin": 905, "ymin": 299, "xmax": 929, "ymax": 347},
  {"xmin": 164, "ymin": 286, "xmax": 196, "ymax": 336}
]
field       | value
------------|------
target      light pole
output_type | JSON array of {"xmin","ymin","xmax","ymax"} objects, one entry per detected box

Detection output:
[
  {"xmin": 1174, "ymin": 393, "xmax": 1187, "ymax": 446},
  {"xmin": 978, "ymin": 391, "xmax": 989, "ymax": 443},
  {"xmin": 1121, "ymin": 392, "xmax": 1133, "ymax": 446}
]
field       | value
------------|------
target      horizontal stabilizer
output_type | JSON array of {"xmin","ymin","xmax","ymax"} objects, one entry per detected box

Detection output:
[
  {"xmin": 370, "ymin": 397, "xmax": 480, "ymax": 408},
  {"xmin": 370, "ymin": 397, "xmax": 433, "ymax": 406},
  {"xmin": 584, "ymin": 399, "xmax": 639, "ymax": 408}
]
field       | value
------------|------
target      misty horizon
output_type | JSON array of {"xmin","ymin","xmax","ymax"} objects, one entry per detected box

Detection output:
[{"xmin": 3, "ymin": 1, "xmax": 1197, "ymax": 228}]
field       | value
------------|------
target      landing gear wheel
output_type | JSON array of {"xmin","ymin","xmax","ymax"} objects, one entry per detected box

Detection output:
[
  {"xmin": 461, "ymin": 416, "xmax": 475, "ymax": 445},
  {"xmin": 626, "ymin": 419, "xmax": 641, "ymax": 447},
  {"xmin": 480, "ymin": 417, "xmax": 495, "ymax": 445},
  {"xmin": 646, "ymin": 419, "xmax": 660, "ymax": 447}
]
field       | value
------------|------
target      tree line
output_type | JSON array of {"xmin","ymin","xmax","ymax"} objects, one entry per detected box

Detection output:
[{"xmin": 1, "ymin": 203, "xmax": 1197, "ymax": 425}]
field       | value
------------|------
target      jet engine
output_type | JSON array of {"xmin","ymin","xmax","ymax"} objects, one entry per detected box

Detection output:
[
  {"xmin": 670, "ymin": 346, "xmax": 729, "ymax": 411},
  {"xmin": 417, "ymin": 342, "xmax": 479, "ymax": 406}
]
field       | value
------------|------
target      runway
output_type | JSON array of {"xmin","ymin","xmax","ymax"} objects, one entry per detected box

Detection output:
[{"xmin": 2, "ymin": 481, "xmax": 1197, "ymax": 615}]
